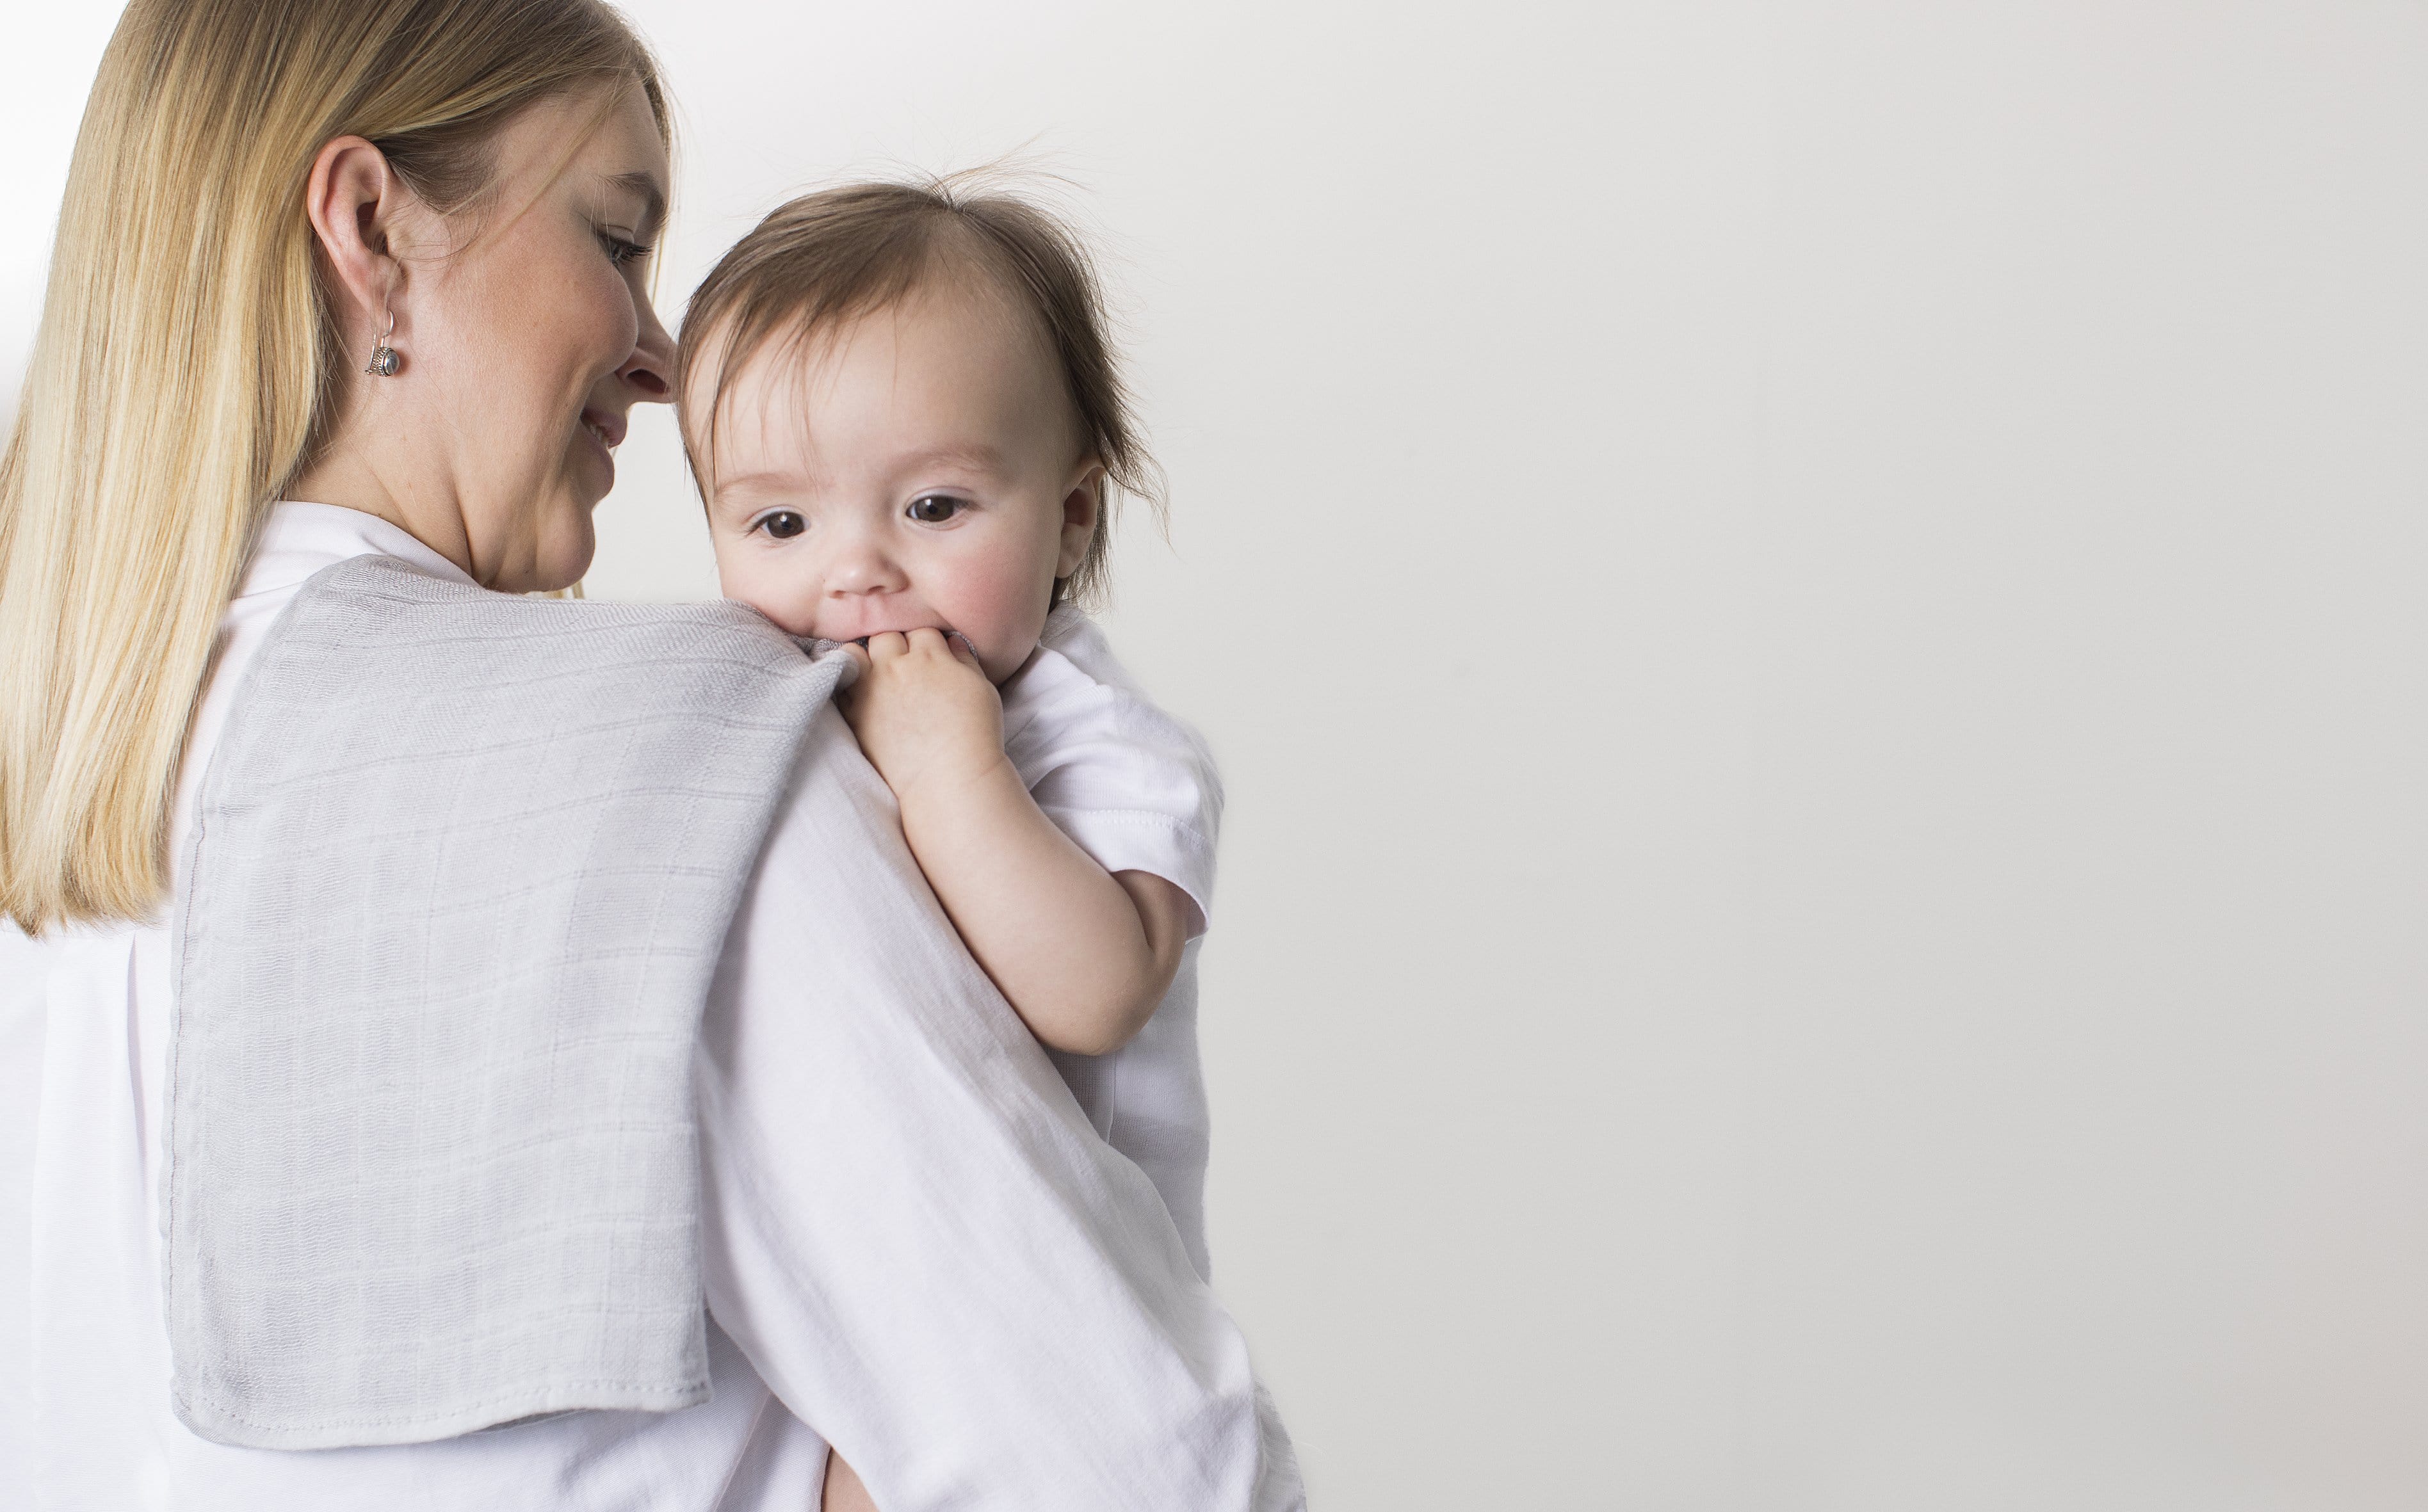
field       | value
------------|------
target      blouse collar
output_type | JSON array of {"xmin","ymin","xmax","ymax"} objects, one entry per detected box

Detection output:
[{"xmin": 239, "ymin": 501, "xmax": 479, "ymax": 601}]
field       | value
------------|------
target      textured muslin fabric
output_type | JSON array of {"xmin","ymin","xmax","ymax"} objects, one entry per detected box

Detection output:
[
  {"xmin": 1004, "ymin": 606, "xmax": 1224, "ymax": 1279},
  {"xmin": 165, "ymin": 552, "xmax": 852, "ymax": 1449},
  {"xmin": 22, "ymin": 503, "xmax": 1302, "ymax": 1509}
]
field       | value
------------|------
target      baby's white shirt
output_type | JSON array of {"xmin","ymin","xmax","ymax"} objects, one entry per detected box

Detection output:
[{"xmin": 1000, "ymin": 606, "xmax": 1221, "ymax": 1280}]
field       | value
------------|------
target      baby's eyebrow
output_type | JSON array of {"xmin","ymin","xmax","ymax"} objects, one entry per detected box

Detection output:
[
  {"xmin": 709, "ymin": 470, "xmax": 814, "ymax": 508},
  {"xmin": 900, "ymin": 444, "xmax": 1007, "ymax": 472}
]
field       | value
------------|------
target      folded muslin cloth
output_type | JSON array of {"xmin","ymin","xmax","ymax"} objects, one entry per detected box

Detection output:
[{"xmin": 165, "ymin": 554, "xmax": 848, "ymax": 1449}]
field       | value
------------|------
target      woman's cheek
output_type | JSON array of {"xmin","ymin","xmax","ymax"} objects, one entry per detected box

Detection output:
[{"xmin": 585, "ymin": 261, "xmax": 643, "ymax": 374}]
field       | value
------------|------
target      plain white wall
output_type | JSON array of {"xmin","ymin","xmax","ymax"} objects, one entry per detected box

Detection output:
[{"xmin": 6, "ymin": 2, "xmax": 2426, "ymax": 1508}]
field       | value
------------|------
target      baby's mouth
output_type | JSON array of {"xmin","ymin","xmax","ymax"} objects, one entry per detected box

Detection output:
[
  {"xmin": 830, "ymin": 618, "xmax": 949, "ymax": 643},
  {"xmin": 825, "ymin": 623, "xmax": 975, "ymax": 658}
]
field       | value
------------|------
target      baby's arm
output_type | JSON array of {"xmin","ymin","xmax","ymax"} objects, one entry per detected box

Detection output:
[{"xmin": 838, "ymin": 629, "xmax": 1191, "ymax": 1056}]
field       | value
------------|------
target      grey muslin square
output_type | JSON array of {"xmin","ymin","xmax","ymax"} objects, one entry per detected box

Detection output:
[{"xmin": 166, "ymin": 556, "xmax": 846, "ymax": 1449}]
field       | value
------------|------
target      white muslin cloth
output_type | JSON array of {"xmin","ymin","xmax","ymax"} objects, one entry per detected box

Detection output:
[
  {"xmin": 9, "ymin": 503, "xmax": 1303, "ymax": 1511},
  {"xmin": 167, "ymin": 552, "xmax": 852, "ymax": 1447},
  {"xmin": 1007, "ymin": 607, "xmax": 1224, "ymax": 1280}
]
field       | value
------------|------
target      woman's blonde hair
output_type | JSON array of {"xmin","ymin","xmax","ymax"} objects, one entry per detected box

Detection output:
[{"xmin": 0, "ymin": 0, "xmax": 666, "ymax": 933}]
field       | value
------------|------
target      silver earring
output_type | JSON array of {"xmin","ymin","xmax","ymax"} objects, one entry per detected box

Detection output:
[{"xmin": 365, "ymin": 309, "xmax": 401, "ymax": 377}]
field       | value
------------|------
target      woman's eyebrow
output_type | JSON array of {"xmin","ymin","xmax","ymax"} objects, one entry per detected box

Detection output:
[{"xmin": 604, "ymin": 170, "xmax": 667, "ymax": 237}]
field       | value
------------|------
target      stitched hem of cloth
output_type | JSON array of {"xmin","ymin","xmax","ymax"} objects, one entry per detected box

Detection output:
[
  {"xmin": 1036, "ymin": 805, "xmax": 1216, "ymax": 931},
  {"xmin": 168, "ymin": 1375, "xmax": 713, "ymax": 1449}
]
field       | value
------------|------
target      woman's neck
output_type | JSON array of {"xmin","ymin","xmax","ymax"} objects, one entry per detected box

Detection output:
[{"xmin": 284, "ymin": 444, "xmax": 476, "ymax": 580}]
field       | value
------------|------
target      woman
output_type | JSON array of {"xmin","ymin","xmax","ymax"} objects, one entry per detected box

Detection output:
[{"xmin": 0, "ymin": 1, "xmax": 1300, "ymax": 1508}]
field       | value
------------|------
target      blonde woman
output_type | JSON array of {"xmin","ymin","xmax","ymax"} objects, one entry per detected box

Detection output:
[{"xmin": 0, "ymin": 3, "xmax": 1300, "ymax": 1509}]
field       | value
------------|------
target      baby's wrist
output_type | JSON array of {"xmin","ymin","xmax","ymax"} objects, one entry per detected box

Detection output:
[{"xmin": 889, "ymin": 745, "xmax": 1023, "ymax": 829}]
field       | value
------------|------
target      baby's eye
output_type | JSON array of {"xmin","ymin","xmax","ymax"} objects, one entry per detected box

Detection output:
[
  {"xmin": 906, "ymin": 494, "xmax": 967, "ymax": 525},
  {"xmin": 756, "ymin": 511, "xmax": 807, "ymax": 540}
]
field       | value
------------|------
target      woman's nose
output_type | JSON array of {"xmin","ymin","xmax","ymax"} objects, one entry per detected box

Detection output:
[{"xmin": 619, "ymin": 294, "xmax": 676, "ymax": 402}]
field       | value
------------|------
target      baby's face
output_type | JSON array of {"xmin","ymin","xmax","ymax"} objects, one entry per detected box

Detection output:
[{"xmin": 693, "ymin": 279, "xmax": 1099, "ymax": 682}]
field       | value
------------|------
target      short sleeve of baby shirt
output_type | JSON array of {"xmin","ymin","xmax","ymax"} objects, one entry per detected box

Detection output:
[{"xmin": 999, "ymin": 607, "xmax": 1222, "ymax": 938}]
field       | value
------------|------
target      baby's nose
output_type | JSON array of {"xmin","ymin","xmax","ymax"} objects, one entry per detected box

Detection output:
[{"xmin": 825, "ymin": 541, "xmax": 907, "ymax": 594}]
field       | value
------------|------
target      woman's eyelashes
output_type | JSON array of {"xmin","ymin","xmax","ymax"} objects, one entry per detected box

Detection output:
[{"xmin": 595, "ymin": 229, "xmax": 653, "ymax": 268}]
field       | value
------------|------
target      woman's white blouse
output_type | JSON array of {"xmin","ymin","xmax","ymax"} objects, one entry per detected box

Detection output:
[{"xmin": 1, "ymin": 503, "xmax": 1298, "ymax": 1512}]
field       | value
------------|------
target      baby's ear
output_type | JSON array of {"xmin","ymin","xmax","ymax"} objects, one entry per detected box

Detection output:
[{"xmin": 1056, "ymin": 463, "xmax": 1105, "ymax": 579}]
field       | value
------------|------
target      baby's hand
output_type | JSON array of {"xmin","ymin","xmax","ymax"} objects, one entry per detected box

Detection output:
[{"xmin": 837, "ymin": 628, "xmax": 1007, "ymax": 802}]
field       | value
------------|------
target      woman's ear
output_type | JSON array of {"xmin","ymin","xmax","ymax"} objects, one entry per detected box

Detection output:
[
  {"xmin": 1056, "ymin": 463, "xmax": 1105, "ymax": 579},
  {"xmin": 304, "ymin": 135, "xmax": 405, "ymax": 343}
]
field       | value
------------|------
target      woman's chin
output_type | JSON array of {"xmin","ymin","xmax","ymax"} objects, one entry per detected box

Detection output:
[
  {"xmin": 542, "ymin": 527, "xmax": 597, "ymax": 593},
  {"xmin": 499, "ymin": 506, "xmax": 595, "ymax": 595}
]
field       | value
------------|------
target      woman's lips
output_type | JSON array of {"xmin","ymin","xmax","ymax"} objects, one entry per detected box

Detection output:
[
  {"xmin": 574, "ymin": 408, "xmax": 623, "ymax": 487},
  {"xmin": 578, "ymin": 408, "xmax": 626, "ymax": 450}
]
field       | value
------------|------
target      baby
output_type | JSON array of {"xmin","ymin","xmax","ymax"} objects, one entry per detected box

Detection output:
[{"xmin": 676, "ymin": 181, "xmax": 1225, "ymax": 1498}]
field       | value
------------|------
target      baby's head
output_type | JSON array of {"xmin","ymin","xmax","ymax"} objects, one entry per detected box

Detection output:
[{"xmin": 678, "ymin": 179, "xmax": 1157, "ymax": 681}]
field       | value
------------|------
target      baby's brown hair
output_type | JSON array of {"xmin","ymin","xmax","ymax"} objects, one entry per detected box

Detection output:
[{"xmin": 677, "ymin": 173, "xmax": 1163, "ymax": 609}]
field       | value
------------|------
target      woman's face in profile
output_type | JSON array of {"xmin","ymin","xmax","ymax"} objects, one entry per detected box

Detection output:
[{"xmin": 389, "ymin": 86, "xmax": 674, "ymax": 590}]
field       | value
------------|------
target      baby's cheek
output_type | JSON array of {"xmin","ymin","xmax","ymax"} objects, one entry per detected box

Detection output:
[
  {"xmin": 939, "ymin": 561, "xmax": 1053, "ymax": 672},
  {"xmin": 718, "ymin": 554, "xmax": 821, "ymax": 639}
]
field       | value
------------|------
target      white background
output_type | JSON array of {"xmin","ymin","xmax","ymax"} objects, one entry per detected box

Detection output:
[{"xmin": 8, "ymin": 2, "xmax": 2428, "ymax": 1507}]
